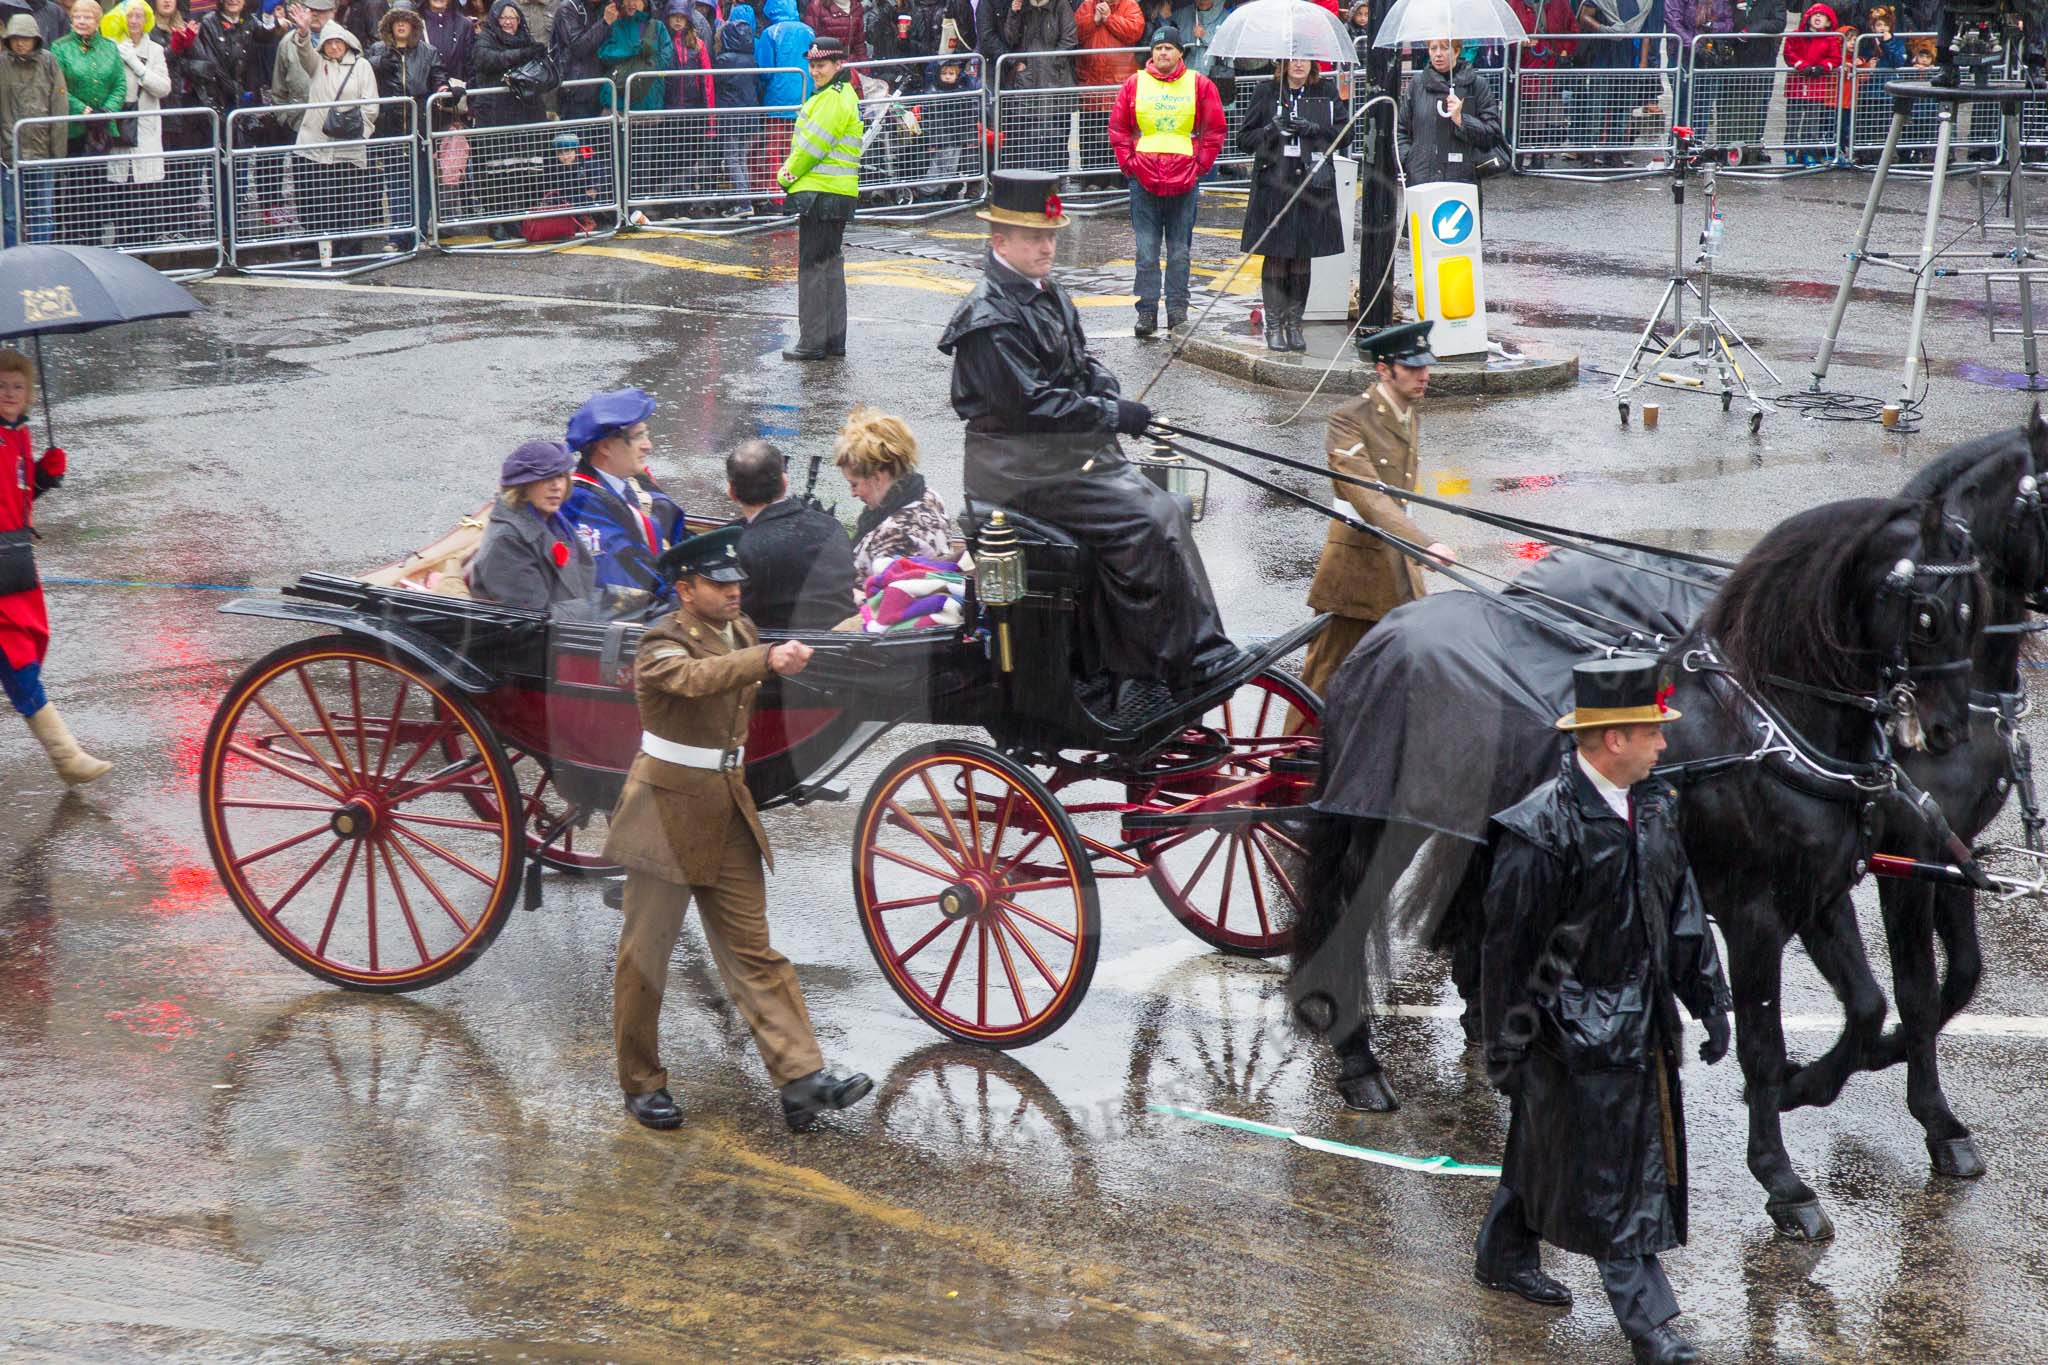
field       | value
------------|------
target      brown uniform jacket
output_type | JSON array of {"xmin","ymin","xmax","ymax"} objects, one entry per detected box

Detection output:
[
  {"xmin": 1305, "ymin": 384, "xmax": 1427, "ymax": 622},
  {"xmin": 601, "ymin": 605, "xmax": 775, "ymax": 886}
]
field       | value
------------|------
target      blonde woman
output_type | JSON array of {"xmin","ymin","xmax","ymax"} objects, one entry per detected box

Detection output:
[
  {"xmin": 834, "ymin": 406, "xmax": 953, "ymax": 585},
  {"xmin": 107, "ymin": 1, "xmax": 170, "ymax": 192}
]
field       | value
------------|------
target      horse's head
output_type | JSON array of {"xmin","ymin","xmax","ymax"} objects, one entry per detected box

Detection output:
[
  {"xmin": 1904, "ymin": 409, "xmax": 2048, "ymax": 622},
  {"xmin": 1865, "ymin": 501, "xmax": 1985, "ymax": 755}
]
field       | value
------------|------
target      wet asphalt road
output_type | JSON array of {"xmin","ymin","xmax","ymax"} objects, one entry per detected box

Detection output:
[{"xmin": 8, "ymin": 169, "xmax": 2048, "ymax": 1363}]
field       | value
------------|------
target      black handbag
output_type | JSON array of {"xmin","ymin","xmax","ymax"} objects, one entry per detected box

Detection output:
[
  {"xmin": 0, "ymin": 529, "xmax": 36, "ymax": 598},
  {"xmin": 504, "ymin": 51, "xmax": 560, "ymax": 100},
  {"xmin": 320, "ymin": 63, "xmax": 366, "ymax": 140}
]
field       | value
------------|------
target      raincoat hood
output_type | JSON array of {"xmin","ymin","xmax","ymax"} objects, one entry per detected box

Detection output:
[
  {"xmin": 379, "ymin": 3, "xmax": 423, "ymax": 45},
  {"xmin": 719, "ymin": 5, "xmax": 756, "ymax": 50},
  {"xmin": 762, "ymin": 0, "xmax": 798, "ymax": 24},
  {"xmin": 316, "ymin": 18, "xmax": 362, "ymax": 53},
  {"xmin": 1799, "ymin": 2, "xmax": 1836, "ymax": 27},
  {"xmin": 99, "ymin": 4, "xmax": 154, "ymax": 40},
  {"xmin": 2, "ymin": 14, "xmax": 42, "ymax": 47},
  {"xmin": 485, "ymin": 0, "xmax": 530, "ymax": 39}
]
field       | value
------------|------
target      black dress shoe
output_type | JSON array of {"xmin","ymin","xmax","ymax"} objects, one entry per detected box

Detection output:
[
  {"xmin": 781, "ymin": 1064, "xmax": 873, "ymax": 1131},
  {"xmin": 1474, "ymin": 1266, "xmax": 1572, "ymax": 1307},
  {"xmin": 781, "ymin": 348, "xmax": 827, "ymax": 362},
  {"xmin": 624, "ymin": 1088, "xmax": 683, "ymax": 1130},
  {"xmin": 1631, "ymin": 1323, "xmax": 1699, "ymax": 1365}
]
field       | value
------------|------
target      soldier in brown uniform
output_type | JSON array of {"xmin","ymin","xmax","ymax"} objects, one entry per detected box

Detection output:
[
  {"xmin": 1298, "ymin": 321, "xmax": 1458, "ymax": 702},
  {"xmin": 602, "ymin": 524, "xmax": 874, "ymax": 1133}
]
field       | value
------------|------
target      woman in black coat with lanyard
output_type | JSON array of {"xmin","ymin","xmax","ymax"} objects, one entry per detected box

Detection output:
[{"xmin": 1238, "ymin": 58, "xmax": 1348, "ymax": 353}]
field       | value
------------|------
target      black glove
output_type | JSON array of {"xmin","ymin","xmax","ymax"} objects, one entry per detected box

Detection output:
[
  {"xmin": 1114, "ymin": 397, "xmax": 1154, "ymax": 437},
  {"xmin": 1699, "ymin": 1011, "xmax": 1731, "ymax": 1065}
]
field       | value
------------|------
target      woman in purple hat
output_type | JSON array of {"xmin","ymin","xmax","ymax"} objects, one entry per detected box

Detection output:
[{"xmin": 466, "ymin": 439, "xmax": 600, "ymax": 613}]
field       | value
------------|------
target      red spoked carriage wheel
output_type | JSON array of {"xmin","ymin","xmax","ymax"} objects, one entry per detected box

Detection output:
[
  {"xmin": 456, "ymin": 743, "xmax": 619, "ymax": 877},
  {"xmin": 201, "ymin": 637, "xmax": 522, "ymax": 991},
  {"xmin": 855, "ymin": 742, "xmax": 1100, "ymax": 1048},
  {"xmin": 1129, "ymin": 669, "xmax": 1321, "ymax": 958}
]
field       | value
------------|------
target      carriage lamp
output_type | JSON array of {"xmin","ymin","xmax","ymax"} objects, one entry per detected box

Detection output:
[
  {"xmin": 975, "ymin": 512, "xmax": 1026, "ymax": 673},
  {"xmin": 1133, "ymin": 442, "xmax": 1209, "ymax": 522}
]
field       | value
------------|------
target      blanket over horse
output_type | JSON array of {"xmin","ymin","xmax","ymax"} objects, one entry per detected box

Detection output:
[{"xmin": 1312, "ymin": 548, "xmax": 1725, "ymax": 843}]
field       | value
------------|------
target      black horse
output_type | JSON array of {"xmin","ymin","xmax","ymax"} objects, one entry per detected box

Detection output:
[
  {"xmin": 1802, "ymin": 416, "xmax": 2048, "ymax": 1179},
  {"xmin": 1289, "ymin": 494, "xmax": 1986, "ymax": 1240}
]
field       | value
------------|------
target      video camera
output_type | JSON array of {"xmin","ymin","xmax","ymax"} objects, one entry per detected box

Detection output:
[{"xmin": 1936, "ymin": 0, "xmax": 2047, "ymax": 87}]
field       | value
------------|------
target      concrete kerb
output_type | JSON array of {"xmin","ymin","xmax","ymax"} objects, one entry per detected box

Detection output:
[{"xmin": 1171, "ymin": 328, "xmax": 1579, "ymax": 396}]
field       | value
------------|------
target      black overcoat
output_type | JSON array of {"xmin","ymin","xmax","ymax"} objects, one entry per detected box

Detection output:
[
  {"xmin": 1237, "ymin": 75, "xmax": 1348, "ymax": 261},
  {"xmin": 736, "ymin": 497, "xmax": 859, "ymax": 631},
  {"xmin": 937, "ymin": 253, "xmax": 1229, "ymax": 682},
  {"xmin": 1480, "ymin": 754, "xmax": 1732, "ymax": 1260},
  {"xmin": 1395, "ymin": 60, "xmax": 1501, "ymax": 186}
]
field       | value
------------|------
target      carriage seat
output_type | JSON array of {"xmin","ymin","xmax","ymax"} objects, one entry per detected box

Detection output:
[{"xmin": 960, "ymin": 502, "xmax": 1093, "ymax": 603}]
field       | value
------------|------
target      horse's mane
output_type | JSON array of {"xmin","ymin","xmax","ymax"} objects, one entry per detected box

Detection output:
[
  {"xmin": 1899, "ymin": 424, "xmax": 2031, "ymax": 503},
  {"xmin": 1704, "ymin": 497, "xmax": 1917, "ymax": 693}
]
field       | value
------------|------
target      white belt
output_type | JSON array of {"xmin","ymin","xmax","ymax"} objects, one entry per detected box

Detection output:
[{"xmin": 640, "ymin": 732, "xmax": 744, "ymax": 771}]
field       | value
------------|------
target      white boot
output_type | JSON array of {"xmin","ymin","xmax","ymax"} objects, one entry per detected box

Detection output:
[{"xmin": 25, "ymin": 704, "xmax": 111, "ymax": 786}]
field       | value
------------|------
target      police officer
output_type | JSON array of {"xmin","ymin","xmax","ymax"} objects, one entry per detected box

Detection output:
[
  {"xmin": 1475, "ymin": 657, "xmax": 1733, "ymax": 1365},
  {"xmin": 779, "ymin": 36, "xmax": 863, "ymax": 362},
  {"xmin": 1298, "ymin": 320, "xmax": 1456, "ymax": 704},
  {"xmin": 602, "ymin": 525, "xmax": 874, "ymax": 1132},
  {"xmin": 561, "ymin": 387, "xmax": 687, "ymax": 608}
]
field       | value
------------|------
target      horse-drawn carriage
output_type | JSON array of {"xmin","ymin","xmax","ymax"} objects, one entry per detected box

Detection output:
[{"xmin": 200, "ymin": 506, "xmax": 1327, "ymax": 1047}]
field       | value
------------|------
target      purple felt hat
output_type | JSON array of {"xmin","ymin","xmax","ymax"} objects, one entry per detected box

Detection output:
[{"xmin": 500, "ymin": 439, "xmax": 575, "ymax": 486}]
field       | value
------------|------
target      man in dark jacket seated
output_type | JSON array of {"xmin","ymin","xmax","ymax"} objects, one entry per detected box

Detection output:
[
  {"xmin": 728, "ymin": 439, "xmax": 859, "ymax": 630},
  {"xmin": 937, "ymin": 169, "xmax": 1241, "ymax": 725},
  {"xmin": 1474, "ymin": 657, "xmax": 1733, "ymax": 1365}
]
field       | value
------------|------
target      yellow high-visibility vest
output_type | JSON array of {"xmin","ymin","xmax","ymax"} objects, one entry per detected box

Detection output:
[{"xmin": 1134, "ymin": 67, "xmax": 1197, "ymax": 156}]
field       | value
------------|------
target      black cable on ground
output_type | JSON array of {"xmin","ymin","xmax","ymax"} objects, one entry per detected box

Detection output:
[{"xmin": 1773, "ymin": 388, "xmax": 1925, "ymax": 432}]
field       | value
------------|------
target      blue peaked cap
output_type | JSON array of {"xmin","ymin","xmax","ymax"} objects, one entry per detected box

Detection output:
[{"xmin": 566, "ymin": 387, "xmax": 657, "ymax": 452}]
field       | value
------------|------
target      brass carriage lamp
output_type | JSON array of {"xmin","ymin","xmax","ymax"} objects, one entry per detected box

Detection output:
[
  {"xmin": 1133, "ymin": 440, "xmax": 1208, "ymax": 522},
  {"xmin": 975, "ymin": 512, "xmax": 1026, "ymax": 673}
]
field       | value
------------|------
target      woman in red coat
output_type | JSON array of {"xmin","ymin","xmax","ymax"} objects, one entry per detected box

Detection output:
[{"xmin": 0, "ymin": 349, "xmax": 110, "ymax": 785}]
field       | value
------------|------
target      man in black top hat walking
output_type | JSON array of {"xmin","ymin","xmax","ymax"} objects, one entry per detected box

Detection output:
[
  {"xmin": 938, "ymin": 169, "xmax": 1241, "ymax": 722},
  {"xmin": 1474, "ymin": 656, "xmax": 1733, "ymax": 1365}
]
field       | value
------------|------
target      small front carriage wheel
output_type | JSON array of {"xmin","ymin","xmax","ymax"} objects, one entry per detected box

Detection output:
[
  {"xmin": 201, "ymin": 636, "xmax": 522, "ymax": 991},
  {"xmin": 854, "ymin": 741, "xmax": 1101, "ymax": 1048}
]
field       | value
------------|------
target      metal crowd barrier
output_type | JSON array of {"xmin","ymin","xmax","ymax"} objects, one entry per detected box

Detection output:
[
  {"xmin": 1684, "ymin": 31, "xmax": 1839, "ymax": 174},
  {"xmin": 992, "ymin": 47, "xmax": 1147, "ymax": 211},
  {"xmin": 621, "ymin": 66, "xmax": 803, "ymax": 236},
  {"xmin": 431, "ymin": 79, "xmax": 618, "ymax": 251},
  {"xmin": 1507, "ymin": 33, "xmax": 1681, "ymax": 176},
  {"xmin": 1847, "ymin": 32, "xmax": 2004, "ymax": 165},
  {"xmin": 845, "ymin": 53, "xmax": 988, "ymax": 222},
  {"xmin": 9, "ymin": 109, "xmax": 221, "ymax": 277},
  {"xmin": 225, "ymin": 96, "xmax": 419, "ymax": 278}
]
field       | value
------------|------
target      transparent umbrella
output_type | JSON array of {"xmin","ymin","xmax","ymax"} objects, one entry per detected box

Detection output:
[
  {"xmin": 1204, "ymin": 0, "xmax": 1359, "ymax": 67},
  {"xmin": 1372, "ymin": 0, "xmax": 1527, "ymax": 46}
]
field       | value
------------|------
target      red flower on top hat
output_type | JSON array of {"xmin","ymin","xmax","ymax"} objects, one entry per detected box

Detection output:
[
  {"xmin": 1044, "ymin": 192, "xmax": 1063, "ymax": 220},
  {"xmin": 1655, "ymin": 683, "xmax": 1675, "ymax": 713},
  {"xmin": 551, "ymin": 541, "xmax": 570, "ymax": 568}
]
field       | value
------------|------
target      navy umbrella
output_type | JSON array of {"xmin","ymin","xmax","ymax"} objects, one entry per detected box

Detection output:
[{"xmin": 0, "ymin": 244, "xmax": 202, "ymax": 444}]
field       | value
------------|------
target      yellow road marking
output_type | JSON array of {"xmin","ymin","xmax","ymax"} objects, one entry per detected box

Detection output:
[{"xmin": 561, "ymin": 243, "xmax": 766, "ymax": 278}]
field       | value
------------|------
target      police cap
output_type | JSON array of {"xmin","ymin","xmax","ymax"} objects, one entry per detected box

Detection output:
[
  {"xmin": 1360, "ymin": 320, "xmax": 1436, "ymax": 367},
  {"xmin": 565, "ymin": 387, "xmax": 657, "ymax": 453},
  {"xmin": 656, "ymin": 524, "xmax": 750, "ymax": 584}
]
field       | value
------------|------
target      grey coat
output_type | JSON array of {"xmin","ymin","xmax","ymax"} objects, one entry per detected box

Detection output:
[{"xmin": 466, "ymin": 497, "xmax": 599, "ymax": 613}]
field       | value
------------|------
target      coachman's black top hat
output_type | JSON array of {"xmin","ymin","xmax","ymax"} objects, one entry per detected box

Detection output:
[
  {"xmin": 656, "ymin": 524, "xmax": 750, "ymax": 584},
  {"xmin": 978, "ymin": 170, "xmax": 1072, "ymax": 229},
  {"xmin": 1555, "ymin": 656, "xmax": 1682, "ymax": 731}
]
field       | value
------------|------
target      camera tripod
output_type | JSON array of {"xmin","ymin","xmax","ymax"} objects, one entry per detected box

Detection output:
[{"xmin": 1615, "ymin": 127, "xmax": 1778, "ymax": 432}]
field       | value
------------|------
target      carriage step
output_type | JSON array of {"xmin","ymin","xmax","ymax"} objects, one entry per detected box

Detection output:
[{"xmin": 790, "ymin": 779, "xmax": 851, "ymax": 805}]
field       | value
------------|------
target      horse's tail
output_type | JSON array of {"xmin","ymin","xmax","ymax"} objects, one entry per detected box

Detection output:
[{"xmin": 1285, "ymin": 814, "xmax": 1395, "ymax": 1048}]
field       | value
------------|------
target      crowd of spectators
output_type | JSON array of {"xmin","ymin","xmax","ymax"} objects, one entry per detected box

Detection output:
[{"xmin": 0, "ymin": 0, "xmax": 1978, "ymax": 250}]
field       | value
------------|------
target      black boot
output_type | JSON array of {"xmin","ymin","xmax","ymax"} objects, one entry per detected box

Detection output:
[
  {"xmin": 1285, "ymin": 300, "xmax": 1307, "ymax": 353},
  {"xmin": 1262, "ymin": 281, "xmax": 1287, "ymax": 351},
  {"xmin": 1630, "ymin": 1324, "xmax": 1699, "ymax": 1365},
  {"xmin": 781, "ymin": 1064, "xmax": 874, "ymax": 1131},
  {"xmin": 1134, "ymin": 308, "xmax": 1158, "ymax": 339},
  {"xmin": 624, "ymin": 1088, "xmax": 683, "ymax": 1130}
]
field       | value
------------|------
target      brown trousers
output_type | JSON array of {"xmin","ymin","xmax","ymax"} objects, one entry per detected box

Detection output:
[
  {"xmin": 1297, "ymin": 614, "xmax": 1375, "ymax": 716},
  {"xmin": 612, "ymin": 820, "xmax": 825, "ymax": 1094}
]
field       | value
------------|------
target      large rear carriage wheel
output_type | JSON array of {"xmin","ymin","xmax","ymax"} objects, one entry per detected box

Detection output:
[
  {"xmin": 855, "ymin": 742, "xmax": 1100, "ymax": 1048},
  {"xmin": 201, "ymin": 636, "xmax": 522, "ymax": 991},
  {"xmin": 1130, "ymin": 669, "xmax": 1321, "ymax": 958}
]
